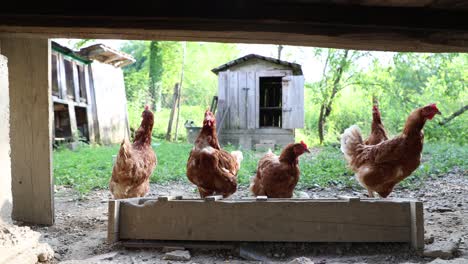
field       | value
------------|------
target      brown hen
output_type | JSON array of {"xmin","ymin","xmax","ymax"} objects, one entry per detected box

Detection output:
[
  {"xmin": 109, "ymin": 106, "xmax": 157, "ymax": 199},
  {"xmin": 250, "ymin": 141, "xmax": 310, "ymax": 198},
  {"xmin": 340, "ymin": 103, "xmax": 441, "ymax": 198}
]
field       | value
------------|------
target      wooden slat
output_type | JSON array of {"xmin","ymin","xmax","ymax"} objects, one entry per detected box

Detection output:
[
  {"xmin": 246, "ymin": 71, "xmax": 256, "ymax": 129},
  {"xmin": 215, "ymin": 72, "xmax": 228, "ymax": 131},
  {"xmin": 410, "ymin": 201, "xmax": 424, "ymax": 251},
  {"xmin": 1, "ymin": 37, "xmax": 54, "ymax": 225},
  {"xmin": 227, "ymin": 71, "xmax": 239, "ymax": 129},
  {"xmin": 237, "ymin": 72, "xmax": 247, "ymax": 129},
  {"xmin": 282, "ymin": 75, "xmax": 305, "ymax": 129},
  {"xmin": 108, "ymin": 200, "xmax": 120, "ymax": 244},
  {"xmin": 83, "ymin": 64, "xmax": 95, "ymax": 143},
  {"xmin": 117, "ymin": 199, "xmax": 413, "ymax": 243},
  {"xmin": 1, "ymin": 2, "xmax": 468, "ymax": 52}
]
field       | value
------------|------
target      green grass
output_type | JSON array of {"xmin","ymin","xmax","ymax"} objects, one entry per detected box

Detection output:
[{"xmin": 54, "ymin": 141, "xmax": 467, "ymax": 194}]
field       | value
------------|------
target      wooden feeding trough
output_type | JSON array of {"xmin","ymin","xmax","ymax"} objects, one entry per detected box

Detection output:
[{"xmin": 108, "ymin": 195, "xmax": 424, "ymax": 250}]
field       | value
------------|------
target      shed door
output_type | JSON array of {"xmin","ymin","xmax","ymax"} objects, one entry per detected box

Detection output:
[{"xmin": 282, "ymin": 75, "xmax": 305, "ymax": 129}]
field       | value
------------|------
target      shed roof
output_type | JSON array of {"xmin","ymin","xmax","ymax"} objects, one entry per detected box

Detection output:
[
  {"xmin": 52, "ymin": 41, "xmax": 92, "ymax": 64},
  {"xmin": 78, "ymin": 44, "xmax": 135, "ymax": 68},
  {"xmin": 212, "ymin": 54, "xmax": 303, "ymax": 75}
]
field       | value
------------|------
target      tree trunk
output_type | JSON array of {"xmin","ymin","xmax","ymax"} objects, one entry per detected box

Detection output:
[
  {"xmin": 165, "ymin": 83, "xmax": 180, "ymax": 141},
  {"xmin": 174, "ymin": 42, "xmax": 186, "ymax": 141},
  {"xmin": 438, "ymin": 104, "xmax": 468, "ymax": 126},
  {"xmin": 149, "ymin": 41, "xmax": 163, "ymax": 112},
  {"xmin": 318, "ymin": 50, "xmax": 349, "ymax": 144}
]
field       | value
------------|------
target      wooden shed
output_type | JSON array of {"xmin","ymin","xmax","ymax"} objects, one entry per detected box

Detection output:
[
  {"xmin": 212, "ymin": 54, "xmax": 305, "ymax": 149},
  {"xmin": 51, "ymin": 41, "xmax": 134, "ymax": 146}
]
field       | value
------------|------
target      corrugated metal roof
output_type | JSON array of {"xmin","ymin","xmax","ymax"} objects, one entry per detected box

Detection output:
[
  {"xmin": 211, "ymin": 54, "xmax": 303, "ymax": 75},
  {"xmin": 51, "ymin": 41, "xmax": 92, "ymax": 64}
]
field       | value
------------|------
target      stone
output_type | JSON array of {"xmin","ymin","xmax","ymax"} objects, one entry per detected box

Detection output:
[
  {"xmin": 432, "ymin": 206, "xmax": 455, "ymax": 213},
  {"xmin": 163, "ymin": 250, "xmax": 191, "ymax": 261},
  {"xmin": 293, "ymin": 191, "xmax": 310, "ymax": 199},
  {"xmin": 428, "ymin": 258, "xmax": 468, "ymax": 264},
  {"xmin": 162, "ymin": 246, "xmax": 186, "ymax": 253},
  {"xmin": 288, "ymin": 257, "xmax": 315, "ymax": 264},
  {"xmin": 36, "ymin": 243, "xmax": 54, "ymax": 262},
  {"xmin": 85, "ymin": 251, "xmax": 118, "ymax": 261},
  {"xmin": 423, "ymin": 235, "xmax": 462, "ymax": 259}
]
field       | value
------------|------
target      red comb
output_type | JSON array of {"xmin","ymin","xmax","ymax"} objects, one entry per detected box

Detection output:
[
  {"xmin": 144, "ymin": 105, "xmax": 149, "ymax": 110},
  {"xmin": 300, "ymin": 140, "xmax": 308, "ymax": 148}
]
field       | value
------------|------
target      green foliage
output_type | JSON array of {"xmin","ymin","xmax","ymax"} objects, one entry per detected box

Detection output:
[{"xmin": 54, "ymin": 141, "xmax": 466, "ymax": 195}]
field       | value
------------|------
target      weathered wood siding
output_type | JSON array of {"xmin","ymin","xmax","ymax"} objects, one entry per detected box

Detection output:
[
  {"xmin": 219, "ymin": 128, "xmax": 294, "ymax": 149},
  {"xmin": 109, "ymin": 197, "xmax": 424, "ymax": 250},
  {"xmin": 0, "ymin": 54, "xmax": 12, "ymax": 223},
  {"xmin": 282, "ymin": 75, "xmax": 305, "ymax": 129},
  {"xmin": 1, "ymin": 37, "xmax": 54, "ymax": 225},
  {"xmin": 90, "ymin": 62, "xmax": 129, "ymax": 145}
]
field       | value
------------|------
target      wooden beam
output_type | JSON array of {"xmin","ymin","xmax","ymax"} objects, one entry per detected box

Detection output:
[
  {"xmin": 0, "ymin": 2, "xmax": 467, "ymax": 52},
  {"xmin": 83, "ymin": 64, "xmax": 95, "ymax": 143},
  {"xmin": 0, "ymin": 37, "xmax": 54, "ymax": 225},
  {"xmin": 410, "ymin": 201, "xmax": 424, "ymax": 251},
  {"xmin": 112, "ymin": 198, "xmax": 423, "ymax": 248}
]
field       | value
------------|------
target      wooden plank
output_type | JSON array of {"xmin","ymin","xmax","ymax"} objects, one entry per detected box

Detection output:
[
  {"xmin": 108, "ymin": 200, "xmax": 120, "ymax": 244},
  {"xmin": 121, "ymin": 240, "xmax": 237, "ymax": 250},
  {"xmin": 215, "ymin": 72, "xmax": 228, "ymax": 130},
  {"xmin": 1, "ymin": 37, "xmax": 54, "ymax": 225},
  {"xmin": 227, "ymin": 71, "xmax": 239, "ymax": 129},
  {"xmin": 238, "ymin": 72, "xmax": 247, "ymax": 129},
  {"xmin": 83, "ymin": 64, "xmax": 95, "ymax": 143},
  {"xmin": 67, "ymin": 102, "xmax": 78, "ymax": 140},
  {"xmin": 1, "ymin": 2, "xmax": 468, "ymax": 52},
  {"xmin": 246, "ymin": 71, "xmax": 256, "ymax": 129},
  {"xmin": 117, "ymin": 199, "xmax": 413, "ymax": 243},
  {"xmin": 410, "ymin": 201, "xmax": 424, "ymax": 250},
  {"xmin": 282, "ymin": 75, "xmax": 305, "ymax": 129}
]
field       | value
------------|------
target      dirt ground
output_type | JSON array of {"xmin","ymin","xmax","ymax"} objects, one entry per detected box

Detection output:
[{"xmin": 22, "ymin": 168, "xmax": 467, "ymax": 264}]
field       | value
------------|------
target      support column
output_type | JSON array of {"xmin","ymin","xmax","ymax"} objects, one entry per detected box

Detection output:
[{"xmin": 0, "ymin": 37, "xmax": 54, "ymax": 225}]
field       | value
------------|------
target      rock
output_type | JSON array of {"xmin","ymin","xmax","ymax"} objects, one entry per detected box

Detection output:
[
  {"xmin": 85, "ymin": 251, "xmax": 118, "ymax": 261},
  {"xmin": 36, "ymin": 243, "xmax": 54, "ymax": 262},
  {"xmin": 288, "ymin": 257, "xmax": 314, "ymax": 264},
  {"xmin": 163, "ymin": 250, "xmax": 191, "ymax": 261},
  {"xmin": 428, "ymin": 258, "xmax": 468, "ymax": 264},
  {"xmin": 431, "ymin": 206, "xmax": 455, "ymax": 213},
  {"xmin": 423, "ymin": 235, "xmax": 462, "ymax": 259},
  {"xmin": 425, "ymin": 234, "xmax": 435, "ymax": 244},
  {"xmin": 294, "ymin": 191, "xmax": 310, "ymax": 199},
  {"xmin": 162, "ymin": 246, "xmax": 185, "ymax": 253}
]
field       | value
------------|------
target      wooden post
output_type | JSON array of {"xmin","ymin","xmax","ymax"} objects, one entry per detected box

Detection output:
[
  {"xmin": 107, "ymin": 200, "xmax": 120, "ymax": 244},
  {"xmin": 0, "ymin": 37, "xmax": 54, "ymax": 225},
  {"xmin": 83, "ymin": 64, "xmax": 95, "ymax": 143},
  {"xmin": 165, "ymin": 83, "xmax": 179, "ymax": 141},
  {"xmin": 410, "ymin": 201, "xmax": 424, "ymax": 251},
  {"xmin": 68, "ymin": 102, "xmax": 79, "ymax": 141}
]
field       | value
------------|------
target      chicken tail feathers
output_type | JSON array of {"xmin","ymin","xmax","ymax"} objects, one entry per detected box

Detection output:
[
  {"xmin": 230, "ymin": 150, "xmax": 243, "ymax": 168},
  {"xmin": 118, "ymin": 138, "xmax": 132, "ymax": 161},
  {"xmin": 340, "ymin": 125, "xmax": 363, "ymax": 162}
]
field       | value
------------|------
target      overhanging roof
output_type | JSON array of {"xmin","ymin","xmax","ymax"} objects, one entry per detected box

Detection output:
[
  {"xmin": 0, "ymin": 1, "xmax": 467, "ymax": 52},
  {"xmin": 212, "ymin": 54, "xmax": 303, "ymax": 75},
  {"xmin": 79, "ymin": 44, "xmax": 135, "ymax": 68}
]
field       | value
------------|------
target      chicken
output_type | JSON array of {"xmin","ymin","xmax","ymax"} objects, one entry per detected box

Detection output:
[
  {"xmin": 340, "ymin": 103, "xmax": 441, "ymax": 198},
  {"xmin": 363, "ymin": 105, "xmax": 389, "ymax": 145},
  {"xmin": 186, "ymin": 110, "xmax": 243, "ymax": 198},
  {"xmin": 109, "ymin": 106, "xmax": 157, "ymax": 199},
  {"xmin": 250, "ymin": 141, "xmax": 310, "ymax": 198}
]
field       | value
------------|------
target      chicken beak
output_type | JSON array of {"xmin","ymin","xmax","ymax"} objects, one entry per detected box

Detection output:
[
  {"xmin": 305, "ymin": 148, "xmax": 311, "ymax": 153},
  {"xmin": 436, "ymin": 110, "xmax": 442, "ymax": 115}
]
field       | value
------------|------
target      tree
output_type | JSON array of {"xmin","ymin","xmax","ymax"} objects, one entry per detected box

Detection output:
[
  {"xmin": 148, "ymin": 41, "xmax": 163, "ymax": 111},
  {"xmin": 315, "ymin": 49, "xmax": 364, "ymax": 144}
]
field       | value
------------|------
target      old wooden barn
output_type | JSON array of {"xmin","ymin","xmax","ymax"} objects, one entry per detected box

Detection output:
[
  {"xmin": 213, "ymin": 54, "xmax": 305, "ymax": 149},
  {"xmin": 51, "ymin": 41, "xmax": 134, "ymax": 146}
]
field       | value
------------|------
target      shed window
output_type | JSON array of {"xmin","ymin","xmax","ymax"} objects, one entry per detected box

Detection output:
[
  {"xmin": 259, "ymin": 77, "xmax": 282, "ymax": 127},
  {"xmin": 64, "ymin": 59, "xmax": 75, "ymax": 100},
  {"xmin": 76, "ymin": 65, "xmax": 87, "ymax": 102},
  {"xmin": 51, "ymin": 54, "xmax": 60, "ymax": 97}
]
